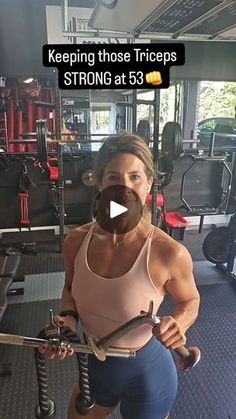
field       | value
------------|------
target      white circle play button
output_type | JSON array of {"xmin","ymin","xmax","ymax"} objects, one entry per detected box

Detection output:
[
  {"xmin": 110, "ymin": 201, "xmax": 128, "ymax": 219},
  {"xmin": 95, "ymin": 185, "xmax": 143, "ymax": 234}
]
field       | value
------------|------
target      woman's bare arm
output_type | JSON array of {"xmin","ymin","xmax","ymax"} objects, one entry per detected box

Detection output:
[
  {"xmin": 153, "ymin": 241, "xmax": 200, "ymax": 350},
  {"xmin": 41, "ymin": 225, "xmax": 92, "ymax": 359},
  {"xmin": 59, "ymin": 225, "xmax": 91, "ymax": 330},
  {"xmin": 165, "ymin": 243, "xmax": 200, "ymax": 333}
]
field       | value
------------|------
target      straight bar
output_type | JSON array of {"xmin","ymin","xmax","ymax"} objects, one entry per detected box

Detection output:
[{"xmin": 0, "ymin": 333, "xmax": 135, "ymax": 359}]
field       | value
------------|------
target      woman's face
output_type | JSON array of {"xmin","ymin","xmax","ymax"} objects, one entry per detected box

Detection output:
[{"xmin": 101, "ymin": 153, "xmax": 153, "ymax": 205}]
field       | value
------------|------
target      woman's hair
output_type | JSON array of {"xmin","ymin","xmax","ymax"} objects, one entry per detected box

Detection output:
[{"xmin": 93, "ymin": 131, "xmax": 157, "ymax": 183}]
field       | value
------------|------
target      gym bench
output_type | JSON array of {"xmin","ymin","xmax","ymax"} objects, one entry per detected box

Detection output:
[
  {"xmin": 0, "ymin": 254, "xmax": 20, "ymax": 377},
  {"xmin": 0, "ymin": 254, "xmax": 21, "ymax": 322}
]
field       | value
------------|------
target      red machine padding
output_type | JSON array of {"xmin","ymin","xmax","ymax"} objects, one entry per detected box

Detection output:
[
  {"xmin": 36, "ymin": 105, "xmax": 44, "ymax": 120},
  {"xmin": 15, "ymin": 109, "xmax": 25, "ymax": 152},
  {"xmin": 165, "ymin": 212, "xmax": 189, "ymax": 227},
  {"xmin": 27, "ymin": 98, "xmax": 34, "ymax": 132},
  {"xmin": 146, "ymin": 193, "xmax": 164, "ymax": 207},
  {"xmin": 16, "ymin": 109, "xmax": 23, "ymax": 138},
  {"xmin": 27, "ymin": 98, "xmax": 37, "ymax": 152}
]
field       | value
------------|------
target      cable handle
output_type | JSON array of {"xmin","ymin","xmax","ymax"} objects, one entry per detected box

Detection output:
[{"xmin": 97, "ymin": 301, "xmax": 201, "ymax": 372}]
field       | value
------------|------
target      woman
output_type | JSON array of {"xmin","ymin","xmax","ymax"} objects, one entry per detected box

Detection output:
[{"xmin": 47, "ymin": 132, "xmax": 200, "ymax": 419}]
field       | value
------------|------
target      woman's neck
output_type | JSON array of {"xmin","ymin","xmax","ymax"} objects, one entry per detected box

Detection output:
[{"xmin": 93, "ymin": 218, "xmax": 152, "ymax": 245}]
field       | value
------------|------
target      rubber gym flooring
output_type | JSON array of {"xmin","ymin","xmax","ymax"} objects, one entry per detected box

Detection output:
[{"xmin": 0, "ymin": 228, "xmax": 236, "ymax": 419}]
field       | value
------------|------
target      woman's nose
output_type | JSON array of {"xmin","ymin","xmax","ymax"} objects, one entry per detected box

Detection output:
[{"xmin": 119, "ymin": 176, "xmax": 131, "ymax": 188}]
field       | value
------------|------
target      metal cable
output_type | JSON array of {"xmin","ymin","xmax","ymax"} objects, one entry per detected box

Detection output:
[
  {"xmin": 64, "ymin": 328, "xmax": 95, "ymax": 413},
  {"xmin": 76, "ymin": 353, "xmax": 92, "ymax": 402},
  {"xmin": 34, "ymin": 330, "xmax": 51, "ymax": 415}
]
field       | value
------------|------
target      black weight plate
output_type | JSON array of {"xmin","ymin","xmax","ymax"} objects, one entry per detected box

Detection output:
[
  {"xmin": 82, "ymin": 169, "xmax": 95, "ymax": 187},
  {"xmin": 137, "ymin": 119, "xmax": 151, "ymax": 145},
  {"xmin": 227, "ymin": 214, "xmax": 236, "ymax": 241},
  {"xmin": 161, "ymin": 122, "xmax": 182, "ymax": 160},
  {"xmin": 202, "ymin": 226, "xmax": 231, "ymax": 264},
  {"xmin": 158, "ymin": 156, "xmax": 174, "ymax": 187},
  {"xmin": 36, "ymin": 120, "xmax": 48, "ymax": 163}
]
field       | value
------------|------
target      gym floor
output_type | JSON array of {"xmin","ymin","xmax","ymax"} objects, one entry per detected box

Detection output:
[{"xmin": 0, "ymin": 227, "xmax": 236, "ymax": 419}]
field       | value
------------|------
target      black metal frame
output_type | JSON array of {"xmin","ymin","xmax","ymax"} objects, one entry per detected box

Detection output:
[{"xmin": 180, "ymin": 153, "xmax": 233, "ymax": 232}]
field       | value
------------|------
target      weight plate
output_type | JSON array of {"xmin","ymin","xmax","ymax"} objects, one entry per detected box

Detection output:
[
  {"xmin": 158, "ymin": 156, "xmax": 174, "ymax": 187},
  {"xmin": 82, "ymin": 169, "xmax": 95, "ymax": 187},
  {"xmin": 137, "ymin": 119, "xmax": 151, "ymax": 145},
  {"xmin": 202, "ymin": 226, "xmax": 231, "ymax": 264},
  {"xmin": 161, "ymin": 122, "xmax": 182, "ymax": 160},
  {"xmin": 36, "ymin": 119, "xmax": 48, "ymax": 163}
]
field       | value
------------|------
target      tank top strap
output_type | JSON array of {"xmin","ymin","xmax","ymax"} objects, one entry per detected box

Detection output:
[
  {"xmin": 148, "ymin": 224, "xmax": 155, "ymax": 238},
  {"xmin": 74, "ymin": 223, "xmax": 96, "ymax": 264},
  {"xmin": 133, "ymin": 224, "xmax": 155, "ymax": 270},
  {"xmin": 145, "ymin": 224, "xmax": 155, "ymax": 264}
]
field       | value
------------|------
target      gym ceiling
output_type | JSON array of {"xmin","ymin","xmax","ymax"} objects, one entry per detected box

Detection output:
[{"xmin": 0, "ymin": 0, "xmax": 235, "ymax": 80}]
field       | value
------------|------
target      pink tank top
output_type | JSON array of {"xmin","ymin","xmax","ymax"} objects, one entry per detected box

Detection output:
[{"xmin": 71, "ymin": 224, "xmax": 164, "ymax": 348}]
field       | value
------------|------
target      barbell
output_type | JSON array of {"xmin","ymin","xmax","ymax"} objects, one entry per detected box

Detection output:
[
  {"xmin": 35, "ymin": 119, "xmax": 188, "ymax": 162},
  {"xmin": 9, "ymin": 119, "xmax": 199, "ymax": 189},
  {"xmin": 11, "ymin": 119, "xmax": 234, "ymax": 165}
]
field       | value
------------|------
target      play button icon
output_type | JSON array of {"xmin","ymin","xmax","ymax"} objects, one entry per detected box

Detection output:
[
  {"xmin": 94, "ymin": 185, "xmax": 143, "ymax": 234},
  {"xmin": 110, "ymin": 201, "xmax": 128, "ymax": 219}
]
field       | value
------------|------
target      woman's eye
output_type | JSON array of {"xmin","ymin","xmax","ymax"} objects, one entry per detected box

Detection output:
[
  {"xmin": 130, "ymin": 174, "xmax": 141, "ymax": 181},
  {"xmin": 108, "ymin": 175, "xmax": 118, "ymax": 181}
]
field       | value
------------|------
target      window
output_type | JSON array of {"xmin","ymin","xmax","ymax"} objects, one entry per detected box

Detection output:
[{"xmin": 92, "ymin": 107, "xmax": 111, "ymax": 134}]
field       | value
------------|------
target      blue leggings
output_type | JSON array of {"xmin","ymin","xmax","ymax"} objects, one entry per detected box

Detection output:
[{"xmin": 88, "ymin": 337, "xmax": 178, "ymax": 419}]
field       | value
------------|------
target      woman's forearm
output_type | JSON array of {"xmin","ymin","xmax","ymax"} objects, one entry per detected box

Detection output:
[
  {"xmin": 173, "ymin": 298, "xmax": 200, "ymax": 333},
  {"xmin": 60, "ymin": 285, "xmax": 77, "ymax": 312},
  {"xmin": 59, "ymin": 285, "xmax": 78, "ymax": 331}
]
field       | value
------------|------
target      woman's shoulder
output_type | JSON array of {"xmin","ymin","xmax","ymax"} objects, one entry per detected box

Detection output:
[
  {"xmin": 64, "ymin": 222, "xmax": 94, "ymax": 253},
  {"xmin": 151, "ymin": 225, "xmax": 190, "ymax": 261}
]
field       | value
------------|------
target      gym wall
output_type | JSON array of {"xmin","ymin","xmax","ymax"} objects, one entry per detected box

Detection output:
[{"xmin": 0, "ymin": 154, "xmax": 98, "ymax": 229}]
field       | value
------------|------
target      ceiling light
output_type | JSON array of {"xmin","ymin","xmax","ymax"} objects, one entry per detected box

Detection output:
[{"xmin": 23, "ymin": 78, "xmax": 34, "ymax": 84}]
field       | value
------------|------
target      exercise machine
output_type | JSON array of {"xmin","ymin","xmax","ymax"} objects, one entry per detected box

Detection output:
[{"xmin": 0, "ymin": 301, "xmax": 200, "ymax": 417}]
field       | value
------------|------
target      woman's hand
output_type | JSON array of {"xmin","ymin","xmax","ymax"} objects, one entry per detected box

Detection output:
[
  {"xmin": 152, "ymin": 316, "xmax": 186, "ymax": 350},
  {"xmin": 39, "ymin": 315, "xmax": 77, "ymax": 360},
  {"xmin": 55, "ymin": 314, "xmax": 78, "ymax": 333}
]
